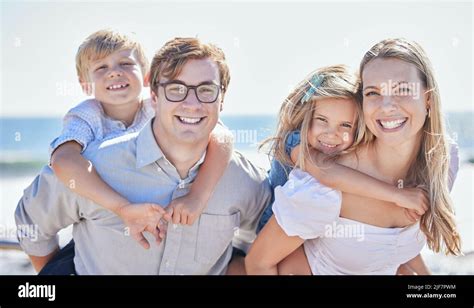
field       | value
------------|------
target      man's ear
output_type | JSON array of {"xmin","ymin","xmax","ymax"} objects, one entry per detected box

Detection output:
[
  {"xmin": 143, "ymin": 72, "xmax": 150, "ymax": 87},
  {"xmin": 79, "ymin": 78, "xmax": 93, "ymax": 96},
  {"xmin": 151, "ymin": 89, "xmax": 158, "ymax": 102},
  {"xmin": 150, "ymin": 90, "xmax": 158, "ymax": 108}
]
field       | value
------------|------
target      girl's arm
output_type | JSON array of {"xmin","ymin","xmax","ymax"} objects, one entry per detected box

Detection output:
[
  {"xmin": 168, "ymin": 124, "xmax": 234, "ymax": 225},
  {"xmin": 397, "ymin": 254, "xmax": 431, "ymax": 275},
  {"xmin": 245, "ymin": 215, "xmax": 304, "ymax": 275},
  {"xmin": 291, "ymin": 145, "xmax": 429, "ymax": 216},
  {"xmin": 51, "ymin": 141, "xmax": 170, "ymax": 249}
]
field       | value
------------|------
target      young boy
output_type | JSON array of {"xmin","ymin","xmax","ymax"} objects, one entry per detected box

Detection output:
[{"xmin": 49, "ymin": 29, "xmax": 234, "ymax": 250}]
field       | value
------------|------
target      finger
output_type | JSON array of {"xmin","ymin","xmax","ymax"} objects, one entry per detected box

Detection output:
[
  {"xmin": 180, "ymin": 212, "xmax": 188, "ymax": 225},
  {"xmin": 423, "ymin": 196, "xmax": 429, "ymax": 211},
  {"xmin": 404, "ymin": 210, "xmax": 418, "ymax": 223},
  {"xmin": 165, "ymin": 206, "xmax": 173, "ymax": 218},
  {"xmin": 151, "ymin": 204, "xmax": 166, "ymax": 215},
  {"xmin": 146, "ymin": 225, "xmax": 161, "ymax": 244},
  {"xmin": 162, "ymin": 212, "xmax": 172, "ymax": 222},
  {"xmin": 414, "ymin": 206, "xmax": 424, "ymax": 216},
  {"xmin": 132, "ymin": 232, "xmax": 150, "ymax": 249},
  {"xmin": 172, "ymin": 210, "xmax": 181, "ymax": 225},
  {"xmin": 410, "ymin": 210, "xmax": 421, "ymax": 221},
  {"xmin": 159, "ymin": 220, "xmax": 168, "ymax": 238},
  {"xmin": 187, "ymin": 214, "xmax": 197, "ymax": 225}
]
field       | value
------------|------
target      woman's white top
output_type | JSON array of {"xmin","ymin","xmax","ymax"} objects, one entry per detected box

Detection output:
[{"xmin": 272, "ymin": 169, "xmax": 426, "ymax": 275}]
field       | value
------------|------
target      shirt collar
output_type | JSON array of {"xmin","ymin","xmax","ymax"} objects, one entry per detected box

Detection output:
[
  {"xmin": 136, "ymin": 118, "xmax": 165, "ymax": 169},
  {"xmin": 135, "ymin": 118, "xmax": 207, "ymax": 174}
]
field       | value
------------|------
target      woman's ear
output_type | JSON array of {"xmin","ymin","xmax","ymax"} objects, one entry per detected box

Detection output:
[
  {"xmin": 425, "ymin": 90, "xmax": 432, "ymax": 109},
  {"xmin": 79, "ymin": 78, "xmax": 93, "ymax": 96}
]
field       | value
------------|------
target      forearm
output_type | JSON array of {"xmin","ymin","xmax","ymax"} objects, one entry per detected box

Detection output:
[
  {"xmin": 29, "ymin": 248, "xmax": 59, "ymax": 273},
  {"xmin": 51, "ymin": 142, "xmax": 128, "ymax": 213},
  {"xmin": 292, "ymin": 146, "xmax": 399, "ymax": 203},
  {"xmin": 188, "ymin": 129, "xmax": 233, "ymax": 201},
  {"xmin": 245, "ymin": 216, "xmax": 303, "ymax": 275},
  {"xmin": 304, "ymin": 159, "xmax": 399, "ymax": 203},
  {"xmin": 402, "ymin": 254, "xmax": 431, "ymax": 275}
]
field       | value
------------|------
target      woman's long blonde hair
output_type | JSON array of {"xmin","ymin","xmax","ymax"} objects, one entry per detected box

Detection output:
[
  {"xmin": 261, "ymin": 65, "xmax": 364, "ymax": 173},
  {"xmin": 360, "ymin": 38, "xmax": 461, "ymax": 255}
]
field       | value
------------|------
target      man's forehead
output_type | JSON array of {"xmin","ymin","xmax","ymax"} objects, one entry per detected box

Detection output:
[{"xmin": 169, "ymin": 58, "xmax": 220, "ymax": 84}]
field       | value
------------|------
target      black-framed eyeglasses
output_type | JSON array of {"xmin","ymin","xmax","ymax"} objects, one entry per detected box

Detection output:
[{"xmin": 157, "ymin": 80, "xmax": 222, "ymax": 103}]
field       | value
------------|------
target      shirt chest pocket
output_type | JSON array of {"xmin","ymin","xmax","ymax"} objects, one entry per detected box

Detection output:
[{"xmin": 194, "ymin": 212, "xmax": 240, "ymax": 264}]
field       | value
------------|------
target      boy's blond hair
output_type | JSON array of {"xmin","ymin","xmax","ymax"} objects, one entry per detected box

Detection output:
[{"xmin": 76, "ymin": 29, "xmax": 149, "ymax": 82}]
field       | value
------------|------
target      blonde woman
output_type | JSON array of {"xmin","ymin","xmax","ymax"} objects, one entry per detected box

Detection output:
[{"xmin": 246, "ymin": 39, "xmax": 460, "ymax": 275}]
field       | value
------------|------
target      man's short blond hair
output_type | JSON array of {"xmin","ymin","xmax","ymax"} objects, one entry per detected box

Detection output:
[{"xmin": 76, "ymin": 29, "xmax": 149, "ymax": 82}]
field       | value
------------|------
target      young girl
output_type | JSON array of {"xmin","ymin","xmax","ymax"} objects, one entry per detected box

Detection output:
[{"xmin": 246, "ymin": 64, "xmax": 437, "ymax": 275}]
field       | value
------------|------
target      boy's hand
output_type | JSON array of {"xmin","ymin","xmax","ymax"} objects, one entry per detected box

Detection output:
[
  {"xmin": 117, "ymin": 203, "xmax": 172, "ymax": 249},
  {"xmin": 394, "ymin": 186, "xmax": 429, "ymax": 216},
  {"xmin": 167, "ymin": 194, "xmax": 207, "ymax": 226}
]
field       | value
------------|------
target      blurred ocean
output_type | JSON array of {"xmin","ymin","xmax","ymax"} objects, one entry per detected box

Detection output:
[{"xmin": 0, "ymin": 113, "xmax": 473, "ymax": 274}]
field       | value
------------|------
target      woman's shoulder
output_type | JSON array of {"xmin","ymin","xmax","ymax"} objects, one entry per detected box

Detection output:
[{"xmin": 337, "ymin": 143, "xmax": 371, "ymax": 169}]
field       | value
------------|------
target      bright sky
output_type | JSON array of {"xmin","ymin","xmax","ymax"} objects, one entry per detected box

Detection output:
[{"xmin": 1, "ymin": 0, "xmax": 473, "ymax": 117}]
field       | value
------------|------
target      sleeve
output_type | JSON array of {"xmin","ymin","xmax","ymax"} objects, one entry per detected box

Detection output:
[
  {"xmin": 448, "ymin": 140, "xmax": 460, "ymax": 192},
  {"xmin": 285, "ymin": 130, "xmax": 301, "ymax": 156},
  {"xmin": 272, "ymin": 169, "xmax": 342, "ymax": 240},
  {"xmin": 49, "ymin": 100, "xmax": 101, "ymax": 156},
  {"xmin": 232, "ymin": 162, "xmax": 273, "ymax": 253},
  {"xmin": 14, "ymin": 166, "xmax": 83, "ymax": 256}
]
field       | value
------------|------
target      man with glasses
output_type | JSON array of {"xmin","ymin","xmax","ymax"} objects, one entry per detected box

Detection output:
[{"xmin": 15, "ymin": 37, "xmax": 271, "ymax": 275}]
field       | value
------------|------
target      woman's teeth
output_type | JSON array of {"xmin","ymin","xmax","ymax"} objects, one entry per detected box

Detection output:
[
  {"xmin": 178, "ymin": 116, "xmax": 202, "ymax": 124},
  {"xmin": 378, "ymin": 118, "xmax": 407, "ymax": 129}
]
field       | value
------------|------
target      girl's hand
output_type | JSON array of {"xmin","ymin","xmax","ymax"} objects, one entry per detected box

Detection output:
[{"xmin": 395, "ymin": 186, "xmax": 429, "ymax": 216}]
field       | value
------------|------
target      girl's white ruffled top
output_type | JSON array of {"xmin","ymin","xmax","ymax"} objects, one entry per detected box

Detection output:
[{"xmin": 272, "ymin": 169, "xmax": 426, "ymax": 275}]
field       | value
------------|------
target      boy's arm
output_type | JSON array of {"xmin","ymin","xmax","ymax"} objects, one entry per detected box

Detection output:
[
  {"xmin": 51, "ymin": 141, "xmax": 169, "ymax": 249},
  {"xmin": 291, "ymin": 146, "xmax": 428, "ymax": 216},
  {"xmin": 168, "ymin": 123, "xmax": 234, "ymax": 225},
  {"xmin": 50, "ymin": 141, "xmax": 129, "ymax": 214},
  {"xmin": 245, "ymin": 215, "xmax": 304, "ymax": 275}
]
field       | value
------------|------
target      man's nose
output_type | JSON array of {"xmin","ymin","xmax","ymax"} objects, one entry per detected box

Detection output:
[{"xmin": 181, "ymin": 89, "xmax": 202, "ymax": 109}]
